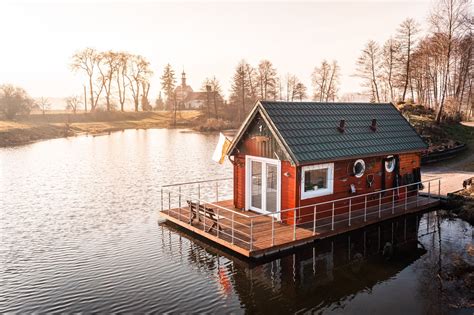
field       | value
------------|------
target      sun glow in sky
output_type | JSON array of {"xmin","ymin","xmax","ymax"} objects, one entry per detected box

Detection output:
[{"xmin": 0, "ymin": 0, "xmax": 431, "ymax": 105}]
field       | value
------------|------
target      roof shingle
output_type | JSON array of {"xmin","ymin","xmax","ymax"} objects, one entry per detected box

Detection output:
[{"xmin": 259, "ymin": 101, "xmax": 427, "ymax": 164}]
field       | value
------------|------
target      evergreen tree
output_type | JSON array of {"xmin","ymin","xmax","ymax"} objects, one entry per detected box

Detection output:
[{"xmin": 160, "ymin": 64, "xmax": 176, "ymax": 111}]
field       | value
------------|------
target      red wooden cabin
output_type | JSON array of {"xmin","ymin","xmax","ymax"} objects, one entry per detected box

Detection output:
[{"xmin": 227, "ymin": 101, "xmax": 428, "ymax": 225}]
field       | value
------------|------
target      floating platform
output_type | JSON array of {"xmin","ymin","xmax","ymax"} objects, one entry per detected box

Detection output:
[{"xmin": 158, "ymin": 181, "xmax": 441, "ymax": 259}]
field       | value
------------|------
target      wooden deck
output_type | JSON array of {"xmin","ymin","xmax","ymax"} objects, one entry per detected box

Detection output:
[{"xmin": 158, "ymin": 195, "xmax": 440, "ymax": 258}]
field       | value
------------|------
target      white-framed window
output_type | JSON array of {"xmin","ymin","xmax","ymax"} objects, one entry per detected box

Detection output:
[
  {"xmin": 353, "ymin": 159, "xmax": 365, "ymax": 178},
  {"xmin": 301, "ymin": 163, "xmax": 334, "ymax": 199},
  {"xmin": 385, "ymin": 155, "xmax": 396, "ymax": 173}
]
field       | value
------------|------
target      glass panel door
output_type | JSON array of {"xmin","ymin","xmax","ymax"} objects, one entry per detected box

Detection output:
[
  {"xmin": 251, "ymin": 160, "xmax": 262, "ymax": 210},
  {"xmin": 266, "ymin": 163, "xmax": 278, "ymax": 213}
]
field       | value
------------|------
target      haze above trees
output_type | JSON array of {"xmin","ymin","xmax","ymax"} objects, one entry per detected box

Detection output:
[{"xmin": 0, "ymin": 0, "xmax": 471, "ymax": 123}]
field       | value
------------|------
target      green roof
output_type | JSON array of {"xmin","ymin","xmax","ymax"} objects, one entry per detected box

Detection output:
[{"xmin": 229, "ymin": 101, "xmax": 428, "ymax": 165}]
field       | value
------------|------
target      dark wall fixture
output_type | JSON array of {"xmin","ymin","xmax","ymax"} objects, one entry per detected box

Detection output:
[
  {"xmin": 337, "ymin": 119, "xmax": 346, "ymax": 133},
  {"xmin": 370, "ymin": 119, "xmax": 377, "ymax": 132}
]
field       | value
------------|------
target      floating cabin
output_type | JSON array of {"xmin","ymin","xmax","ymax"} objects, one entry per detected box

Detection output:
[
  {"xmin": 160, "ymin": 101, "xmax": 441, "ymax": 258},
  {"xmin": 227, "ymin": 101, "xmax": 428, "ymax": 223}
]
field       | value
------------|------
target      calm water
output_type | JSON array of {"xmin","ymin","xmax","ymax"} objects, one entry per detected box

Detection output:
[{"xmin": 1, "ymin": 129, "xmax": 473, "ymax": 314}]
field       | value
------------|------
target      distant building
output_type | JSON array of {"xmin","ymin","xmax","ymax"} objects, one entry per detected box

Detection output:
[
  {"xmin": 174, "ymin": 71, "xmax": 206, "ymax": 109},
  {"xmin": 174, "ymin": 71, "xmax": 224, "ymax": 110}
]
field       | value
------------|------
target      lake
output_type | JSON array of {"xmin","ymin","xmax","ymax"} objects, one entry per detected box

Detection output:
[{"xmin": 1, "ymin": 129, "xmax": 472, "ymax": 314}]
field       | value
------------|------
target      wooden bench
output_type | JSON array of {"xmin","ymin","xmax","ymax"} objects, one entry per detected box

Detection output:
[{"xmin": 187, "ymin": 200, "xmax": 223, "ymax": 233}]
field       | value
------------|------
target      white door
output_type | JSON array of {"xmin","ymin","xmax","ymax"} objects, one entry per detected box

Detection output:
[{"xmin": 246, "ymin": 156, "xmax": 281, "ymax": 219}]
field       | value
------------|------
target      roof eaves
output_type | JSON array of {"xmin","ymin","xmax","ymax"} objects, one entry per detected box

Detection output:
[
  {"xmin": 226, "ymin": 101, "xmax": 261, "ymax": 156},
  {"xmin": 259, "ymin": 102, "xmax": 300, "ymax": 165},
  {"xmin": 389, "ymin": 102, "xmax": 429, "ymax": 149}
]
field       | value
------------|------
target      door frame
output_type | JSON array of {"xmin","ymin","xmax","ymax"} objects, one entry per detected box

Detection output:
[{"xmin": 245, "ymin": 155, "xmax": 281, "ymax": 220}]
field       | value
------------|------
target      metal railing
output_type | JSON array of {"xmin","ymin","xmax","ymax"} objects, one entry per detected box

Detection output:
[{"xmin": 159, "ymin": 177, "xmax": 441, "ymax": 253}]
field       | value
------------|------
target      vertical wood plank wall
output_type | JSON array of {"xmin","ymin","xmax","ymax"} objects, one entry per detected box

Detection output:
[{"xmin": 233, "ymin": 152, "xmax": 421, "ymax": 225}]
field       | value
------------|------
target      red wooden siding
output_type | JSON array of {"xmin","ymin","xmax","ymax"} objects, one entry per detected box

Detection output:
[
  {"xmin": 294, "ymin": 153, "xmax": 422, "ymax": 223},
  {"xmin": 233, "ymin": 152, "xmax": 421, "ymax": 223},
  {"xmin": 280, "ymin": 161, "xmax": 297, "ymax": 224},
  {"xmin": 233, "ymin": 154, "xmax": 246, "ymax": 210}
]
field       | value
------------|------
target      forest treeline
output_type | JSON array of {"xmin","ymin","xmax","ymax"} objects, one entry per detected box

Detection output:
[{"xmin": 0, "ymin": 0, "xmax": 471, "ymax": 123}]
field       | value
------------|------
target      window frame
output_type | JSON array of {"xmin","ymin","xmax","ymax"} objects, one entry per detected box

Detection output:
[
  {"xmin": 301, "ymin": 163, "xmax": 334, "ymax": 200},
  {"xmin": 385, "ymin": 155, "xmax": 396, "ymax": 173},
  {"xmin": 353, "ymin": 159, "xmax": 366, "ymax": 178}
]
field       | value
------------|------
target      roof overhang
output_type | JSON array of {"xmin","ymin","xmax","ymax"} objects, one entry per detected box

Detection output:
[{"xmin": 226, "ymin": 101, "xmax": 299, "ymax": 164}]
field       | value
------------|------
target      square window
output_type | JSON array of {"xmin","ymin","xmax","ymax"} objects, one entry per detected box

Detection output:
[
  {"xmin": 301, "ymin": 163, "xmax": 334, "ymax": 199},
  {"xmin": 304, "ymin": 168, "xmax": 328, "ymax": 192}
]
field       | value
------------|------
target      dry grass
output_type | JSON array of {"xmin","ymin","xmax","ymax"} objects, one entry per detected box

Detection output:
[{"xmin": 0, "ymin": 110, "xmax": 202, "ymax": 147}]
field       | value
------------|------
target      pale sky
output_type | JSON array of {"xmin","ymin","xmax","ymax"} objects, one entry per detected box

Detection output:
[{"xmin": 0, "ymin": 0, "xmax": 432, "ymax": 106}]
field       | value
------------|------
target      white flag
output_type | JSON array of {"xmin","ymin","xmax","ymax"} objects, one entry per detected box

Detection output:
[{"xmin": 212, "ymin": 133, "xmax": 231, "ymax": 164}]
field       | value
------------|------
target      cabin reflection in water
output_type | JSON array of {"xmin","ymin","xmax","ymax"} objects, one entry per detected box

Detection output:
[{"xmin": 160, "ymin": 212, "xmax": 435, "ymax": 311}]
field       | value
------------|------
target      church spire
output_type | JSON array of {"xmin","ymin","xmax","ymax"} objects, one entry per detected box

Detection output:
[{"xmin": 181, "ymin": 69, "xmax": 186, "ymax": 87}]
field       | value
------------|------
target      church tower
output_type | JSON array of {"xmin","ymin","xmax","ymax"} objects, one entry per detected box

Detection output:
[{"xmin": 181, "ymin": 71, "xmax": 186, "ymax": 87}]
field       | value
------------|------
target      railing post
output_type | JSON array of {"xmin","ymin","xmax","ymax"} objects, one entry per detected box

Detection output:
[
  {"xmin": 428, "ymin": 181, "xmax": 431, "ymax": 201},
  {"xmin": 271, "ymin": 216, "xmax": 275, "ymax": 246},
  {"xmin": 196, "ymin": 189, "xmax": 200, "ymax": 222},
  {"xmin": 293, "ymin": 208, "xmax": 297, "ymax": 241},
  {"xmin": 348, "ymin": 199, "xmax": 352, "ymax": 226},
  {"xmin": 231, "ymin": 212, "xmax": 235, "ymax": 245},
  {"xmin": 438, "ymin": 179, "xmax": 441, "ymax": 200},
  {"xmin": 250, "ymin": 218, "xmax": 253, "ymax": 251},
  {"xmin": 168, "ymin": 192, "xmax": 171, "ymax": 210},
  {"xmin": 364, "ymin": 195, "xmax": 367, "ymax": 222},
  {"xmin": 416, "ymin": 184, "xmax": 419, "ymax": 207},
  {"xmin": 178, "ymin": 186, "xmax": 182, "ymax": 219},
  {"xmin": 331, "ymin": 202, "xmax": 335, "ymax": 231},
  {"xmin": 216, "ymin": 208, "xmax": 220, "ymax": 238},
  {"xmin": 203, "ymin": 202, "xmax": 206, "ymax": 232},
  {"xmin": 313, "ymin": 206, "xmax": 317, "ymax": 236},
  {"xmin": 378, "ymin": 192, "xmax": 382, "ymax": 218},
  {"xmin": 392, "ymin": 190, "xmax": 395, "ymax": 214},
  {"xmin": 404, "ymin": 186, "xmax": 408, "ymax": 211}
]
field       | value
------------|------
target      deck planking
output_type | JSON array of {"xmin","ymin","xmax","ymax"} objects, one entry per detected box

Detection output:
[{"xmin": 158, "ymin": 196, "xmax": 440, "ymax": 258}]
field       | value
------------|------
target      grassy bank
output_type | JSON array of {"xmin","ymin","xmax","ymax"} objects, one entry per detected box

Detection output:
[
  {"xmin": 0, "ymin": 110, "xmax": 202, "ymax": 147},
  {"xmin": 403, "ymin": 105, "xmax": 474, "ymax": 171}
]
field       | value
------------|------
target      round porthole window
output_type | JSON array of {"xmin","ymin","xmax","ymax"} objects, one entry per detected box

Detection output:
[
  {"xmin": 385, "ymin": 155, "xmax": 396, "ymax": 173},
  {"xmin": 353, "ymin": 159, "xmax": 365, "ymax": 178}
]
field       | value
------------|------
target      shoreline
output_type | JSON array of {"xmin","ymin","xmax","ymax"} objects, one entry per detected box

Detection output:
[{"xmin": 0, "ymin": 111, "xmax": 204, "ymax": 147}]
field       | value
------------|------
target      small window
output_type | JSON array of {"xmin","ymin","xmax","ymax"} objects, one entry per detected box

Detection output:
[
  {"xmin": 353, "ymin": 159, "xmax": 365, "ymax": 178},
  {"xmin": 385, "ymin": 156, "xmax": 396, "ymax": 173},
  {"xmin": 301, "ymin": 163, "xmax": 334, "ymax": 199}
]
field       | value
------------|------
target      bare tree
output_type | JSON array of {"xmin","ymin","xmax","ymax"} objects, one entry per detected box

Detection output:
[
  {"xmin": 396, "ymin": 18, "xmax": 420, "ymax": 101},
  {"xmin": 356, "ymin": 40, "xmax": 382, "ymax": 102},
  {"xmin": 115, "ymin": 52, "xmax": 129, "ymax": 112},
  {"xmin": 381, "ymin": 38, "xmax": 401, "ymax": 101},
  {"xmin": 430, "ymin": 0, "xmax": 471, "ymax": 123},
  {"xmin": 229, "ymin": 60, "xmax": 257, "ymax": 121},
  {"xmin": 126, "ymin": 54, "xmax": 152, "ymax": 112},
  {"xmin": 294, "ymin": 82, "xmax": 307, "ymax": 101},
  {"xmin": 65, "ymin": 95, "xmax": 82, "ymax": 114},
  {"xmin": 141, "ymin": 81, "xmax": 151, "ymax": 111},
  {"xmin": 202, "ymin": 76, "xmax": 223, "ymax": 119},
  {"xmin": 312, "ymin": 60, "xmax": 340, "ymax": 101},
  {"xmin": 257, "ymin": 60, "xmax": 278, "ymax": 100},
  {"xmin": 71, "ymin": 48, "xmax": 102, "ymax": 111},
  {"xmin": 97, "ymin": 50, "xmax": 119, "ymax": 111},
  {"xmin": 284, "ymin": 74, "xmax": 306, "ymax": 101},
  {"xmin": 36, "ymin": 97, "xmax": 51, "ymax": 115}
]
